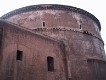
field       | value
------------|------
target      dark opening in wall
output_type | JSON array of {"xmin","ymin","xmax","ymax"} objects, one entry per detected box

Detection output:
[
  {"xmin": 42, "ymin": 22, "xmax": 46, "ymax": 27},
  {"xmin": 47, "ymin": 56, "xmax": 54, "ymax": 71},
  {"xmin": 16, "ymin": 50, "xmax": 23, "ymax": 61},
  {"xmin": 80, "ymin": 25, "xmax": 82, "ymax": 29}
]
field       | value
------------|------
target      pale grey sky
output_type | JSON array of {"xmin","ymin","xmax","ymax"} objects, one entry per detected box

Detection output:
[{"xmin": 0, "ymin": 0, "xmax": 106, "ymax": 51}]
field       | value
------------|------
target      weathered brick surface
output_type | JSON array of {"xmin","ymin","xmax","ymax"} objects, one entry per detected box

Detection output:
[
  {"xmin": 0, "ymin": 4, "xmax": 106, "ymax": 80},
  {"xmin": 5, "ymin": 10, "xmax": 100, "ymax": 37},
  {"xmin": 0, "ymin": 21, "xmax": 67, "ymax": 80}
]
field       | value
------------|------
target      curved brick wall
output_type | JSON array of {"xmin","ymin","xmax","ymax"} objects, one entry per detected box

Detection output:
[
  {"xmin": 0, "ymin": 4, "xmax": 102, "ymax": 41},
  {"xmin": 0, "ymin": 4, "xmax": 106, "ymax": 80},
  {"xmin": 0, "ymin": 4, "xmax": 101, "ymax": 30}
]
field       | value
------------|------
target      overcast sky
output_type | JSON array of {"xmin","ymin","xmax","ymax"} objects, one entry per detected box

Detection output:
[{"xmin": 0, "ymin": 0, "xmax": 106, "ymax": 51}]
